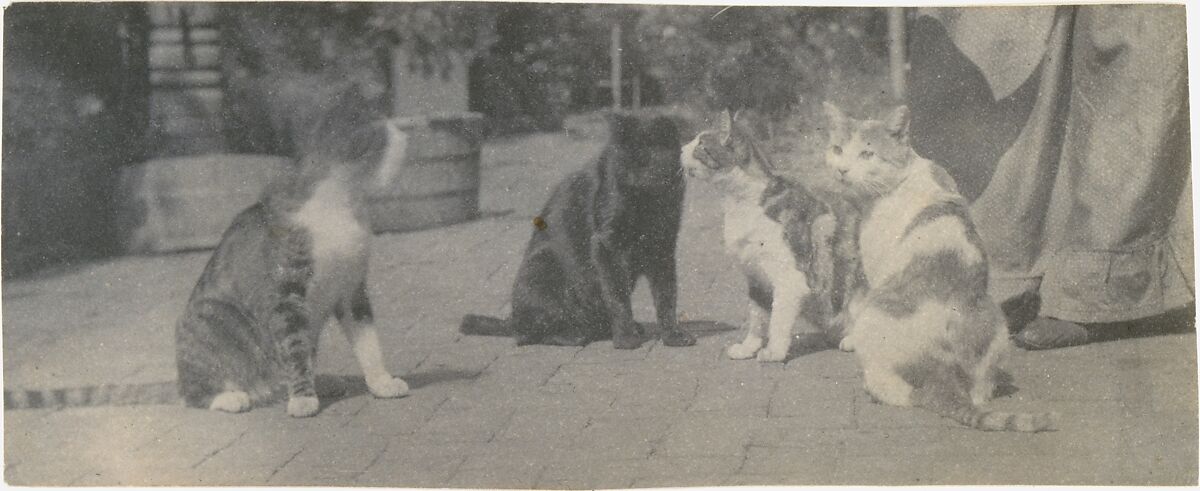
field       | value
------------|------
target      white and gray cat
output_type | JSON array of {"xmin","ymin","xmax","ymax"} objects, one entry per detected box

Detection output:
[
  {"xmin": 824, "ymin": 102, "xmax": 1056, "ymax": 432},
  {"xmin": 680, "ymin": 110, "xmax": 857, "ymax": 362}
]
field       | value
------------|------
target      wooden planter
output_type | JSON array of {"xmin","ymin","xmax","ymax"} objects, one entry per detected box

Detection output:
[
  {"xmin": 369, "ymin": 112, "xmax": 485, "ymax": 233},
  {"xmin": 115, "ymin": 113, "xmax": 483, "ymax": 253}
]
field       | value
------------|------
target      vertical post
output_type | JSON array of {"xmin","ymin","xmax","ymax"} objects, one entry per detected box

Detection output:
[
  {"xmin": 887, "ymin": 7, "xmax": 907, "ymax": 101},
  {"xmin": 610, "ymin": 23, "xmax": 622, "ymax": 109},
  {"xmin": 632, "ymin": 71, "xmax": 641, "ymax": 109}
]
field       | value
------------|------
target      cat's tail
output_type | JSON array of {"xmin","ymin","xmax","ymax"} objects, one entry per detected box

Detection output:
[
  {"xmin": 914, "ymin": 370, "xmax": 1058, "ymax": 433},
  {"xmin": 4, "ymin": 381, "xmax": 179, "ymax": 410},
  {"xmin": 459, "ymin": 315, "xmax": 516, "ymax": 337}
]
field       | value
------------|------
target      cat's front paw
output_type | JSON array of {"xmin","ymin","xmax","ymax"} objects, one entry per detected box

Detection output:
[
  {"xmin": 838, "ymin": 335, "xmax": 857, "ymax": 352},
  {"xmin": 209, "ymin": 391, "xmax": 251, "ymax": 413},
  {"xmin": 367, "ymin": 375, "xmax": 410, "ymax": 399},
  {"xmin": 287, "ymin": 396, "xmax": 320, "ymax": 418},
  {"xmin": 756, "ymin": 344, "xmax": 789, "ymax": 362},
  {"xmin": 725, "ymin": 342, "xmax": 760, "ymax": 360}
]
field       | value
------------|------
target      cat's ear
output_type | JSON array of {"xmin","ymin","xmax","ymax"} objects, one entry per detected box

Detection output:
[
  {"xmin": 886, "ymin": 105, "xmax": 910, "ymax": 141},
  {"xmin": 719, "ymin": 109, "xmax": 734, "ymax": 146},
  {"xmin": 822, "ymin": 102, "xmax": 848, "ymax": 135}
]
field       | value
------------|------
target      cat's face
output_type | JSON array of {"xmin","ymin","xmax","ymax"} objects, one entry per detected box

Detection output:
[
  {"xmin": 823, "ymin": 103, "xmax": 912, "ymax": 197},
  {"xmin": 680, "ymin": 110, "xmax": 758, "ymax": 182},
  {"xmin": 609, "ymin": 113, "xmax": 684, "ymax": 189},
  {"xmin": 322, "ymin": 121, "xmax": 406, "ymax": 191}
]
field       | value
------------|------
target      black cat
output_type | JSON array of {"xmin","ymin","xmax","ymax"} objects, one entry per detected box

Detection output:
[{"xmin": 461, "ymin": 112, "xmax": 695, "ymax": 349}]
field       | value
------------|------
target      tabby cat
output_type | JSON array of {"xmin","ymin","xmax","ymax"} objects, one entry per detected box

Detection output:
[
  {"xmin": 460, "ymin": 112, "xmax": 695, "ymax": 349},
  {"xmin": 5, "ymin": 88, "xmax": 410, "ymax": 417},
  {"xmin": 824, "ymin": 102, "xmax": 1056, "ymax": 432},
  {"xmin": 680, "ymin": 110, "xmax": 856, "ymax": 362}
]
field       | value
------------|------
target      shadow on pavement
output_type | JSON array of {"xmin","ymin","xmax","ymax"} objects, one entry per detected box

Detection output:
[{"xmin": 315, "ymin": 369, "xmax": 484, "ymax": 409}]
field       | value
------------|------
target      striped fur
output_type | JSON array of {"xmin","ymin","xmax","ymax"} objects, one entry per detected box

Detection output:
[
  {"xmin": 4, "ymin": 382, "xmax": 178, "ymax": 410},
  {"xmin": 826, "ymin": 103, "xmax": 1056, "ymax": 432},
  {"xmin": 6, "ymin": 88, "xmax": 410, "ymax": 416}
]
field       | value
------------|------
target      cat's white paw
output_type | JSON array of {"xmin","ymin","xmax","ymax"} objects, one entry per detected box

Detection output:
[
  {"xmin": 838, "ymin": 336, "xmax": 857, "ymax": 352},
  {"xmin": 726, "ymin": 342, "xmax": 761, "ymax": 360},
  {"xmin": 756, "ymin": 344, "xmax": 789, "ymax": 363},
  {"xmin": 287, "ymin": 396, "xmax": 320, "ymax": 418},
  {"xmin": 969, "ymin": 382, "xmax": 996, "ymax": 406},
  {"xmin": 209, "ymin": 391, "xmax": 251, "ymax": 413},
  {"xmin": 367, "ymin": 375, "xmax": 409, "ymax": 399}
]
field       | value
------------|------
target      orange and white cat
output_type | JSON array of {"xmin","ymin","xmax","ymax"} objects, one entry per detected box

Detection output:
[{"xmin": 824, "ymin": 102, "xmax": 1056, "ymax": 432}]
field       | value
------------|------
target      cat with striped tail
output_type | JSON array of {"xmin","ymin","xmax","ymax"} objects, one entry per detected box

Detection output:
[
  {"xmin": 824, "ymin": 102, "xmax": 1057, "ymax": 432},
  {"xmin": 6, "ymin": 87, "xmax": 410, "ymax": 417}
]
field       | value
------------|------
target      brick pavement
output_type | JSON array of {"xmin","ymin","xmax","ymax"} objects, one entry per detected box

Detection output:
[{"xmin": 4, "ymin": 127, "xmax": 1197, "ymax": 486}]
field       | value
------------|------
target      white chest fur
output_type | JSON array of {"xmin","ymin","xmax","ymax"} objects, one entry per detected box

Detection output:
[
  {"xmin": 291, "ymin": 176, "xmax": 370, "ymax": 311},
  {"xmin": 722, "ymin": 197, "xmax": 797, "ymax": 280}
]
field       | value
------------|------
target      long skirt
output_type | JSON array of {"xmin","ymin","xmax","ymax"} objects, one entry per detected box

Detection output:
[{"xmin": 906, "ymin": 5, "xmax": 1193, "ymax": 323}]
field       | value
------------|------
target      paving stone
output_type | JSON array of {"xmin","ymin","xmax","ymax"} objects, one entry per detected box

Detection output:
[
  {"xmin": 448, "ymin": 465, "xmax": 543, "ymax": 489},
  {"xmin": 191, "ymin": 425, "xmax": 309, "ymax": 484},
  {"xmin": 268, "ymin": 431, "xmax": 390, "ymax": 485},
  {"xmin": 748, "ymin": 420, "xmax": 848, "ymax": 449},
  {"xmin": 440, "ymin": 383, "xmax": 602, "ymax": 412},
  {"xmin": 637, "ymin": 455, "xmax": 745, "ymax": 479},
  {"xmin": 504, "ymin": 343, "xmax": 584, "ymax": 362},
  {"xmin": 73, "ymin": 465, "xmax": 211, "ymax": 486},
  {"xmin": 767, "ymin": 391, "xmax": 856, "ymax": 428},
  {"xmin": 6, "ymin": 461, "xmax": 94, "ymax": 486},
  {"xmin": 343, "ymin": 390, "xmax": 444, "ymax": 436},
  {"xmin": 125, "ymin": 416, "xmax": 252, "ymax": 472},
  {"xmin": 355, "ymin": 441, "xmax": 480, "ymax": 487},
  {"xmin": 411, "ymin": 406, "xmax": 516, "ymax": 443},
  {"xmin": 737, "ymin": 444, "xmax": 842, "ymax": 484},
  {"xmin": 606, "ymin": 376, "xmax": 699, "ymax": 416},
  {"xmin": 415, "ymin": 345, "xmax": 501, "ymax": 376},
  {"xmin": 5, "ymin": 406, "xmax": 189, "ymax": 485},
  {"xmin": 852, "ymin": 393, "xmax": 961, "ymax": 429},
  {"xmin": 457, "ymin": 443, "xmax": 561, "ymax": 472},
  {"xmin": 494, "ymin": 407, "xmax": 591, "ymax": 442},
  {"xmin": 537, "ymin": 459, "xmax": 644, "ymax": 489},
  {"xmin": 689, "ymin": 378, "xmax": 775, "ymax": 415},
  {"xmin": 643, "ymin": 331, "xmax": 729, "ymax": 368},
  {"xmin": 783, "ymin": 347, "xmax": 860, "ymax": 375},
  {"xmin": 701, "ymin": 358, "xmax": 793, "ymax": 382},
  {"xmin": 656, "ymin": 413, "xmax": 758, "ymax": 457},
  {"xmin": 479, "ymin": 353, "xmax": 569, "ymax": 387},
  {"xmin": 565, "ymin": 415, "xmax": 670, "ymax": 460}
]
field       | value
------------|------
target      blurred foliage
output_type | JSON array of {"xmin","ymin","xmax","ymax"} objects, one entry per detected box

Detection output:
[
  {"xmin": 461, "ymin": 4, "xmax": 892, "ymax": 121},
  {"xmin": 220, "ymin": 2, "xmax": 494, "ymax": 153},
  {"xmin": 633, "ymin": 6, "xmax": 890, "ymax": 118},
  {"xmin": 218, "ymin": 3, "xmax": 893, "ymax": 148},
  {"xmin": 222, "ymin": 2, "xmax": 494, "ymax": 79}
]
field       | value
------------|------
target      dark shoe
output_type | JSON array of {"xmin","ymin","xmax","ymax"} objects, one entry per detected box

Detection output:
[
  {"xmin": 1000, "ymin": 290, "xmax": 1042, "ymax": 334},
  {"xmin": 1014, "ymin": 317, "xmax": 1090, "ymax": 350}
]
